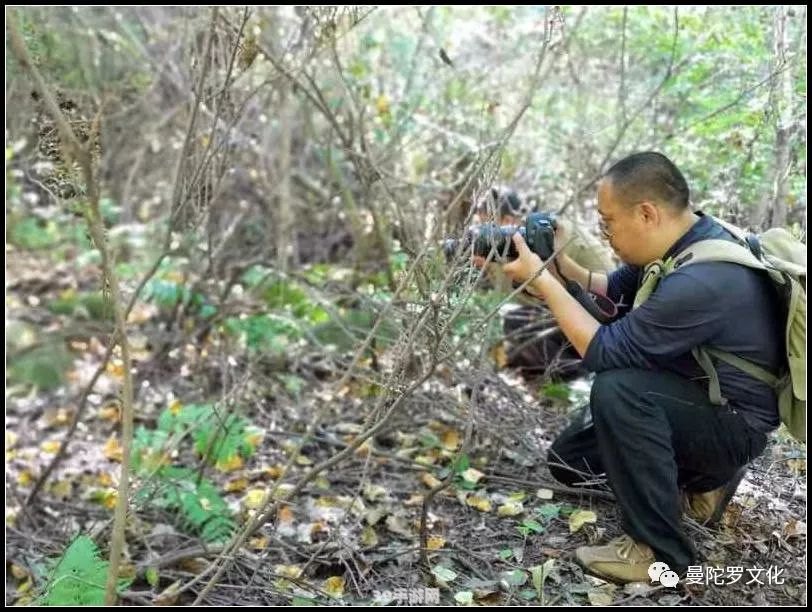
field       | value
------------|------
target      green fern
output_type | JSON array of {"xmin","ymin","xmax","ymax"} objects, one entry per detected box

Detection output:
[
  {"xmin": 38, "ymin": 535, "xmax": 131, "ymax": 606},
  {"xmin": 130, "ymin": 402, "xmax": 258, "ymax": 542},
  {"xmin": 138, "ymin": 467, "xmax": 235, "ymax": 543}
]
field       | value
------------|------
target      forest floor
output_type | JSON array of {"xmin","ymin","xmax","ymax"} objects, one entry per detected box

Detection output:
[{"xmin": 5, "ymin": 246, "xmax": 807, "ymax": 606}]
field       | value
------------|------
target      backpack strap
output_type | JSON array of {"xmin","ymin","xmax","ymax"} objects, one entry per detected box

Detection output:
[{"xmin": 637, "ymin": 237, "xmax": 777, "ymax": 407}]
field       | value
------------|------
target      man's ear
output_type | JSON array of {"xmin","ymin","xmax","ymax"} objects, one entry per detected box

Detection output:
[{"xmin": 637, "ymin": 201, "xmax": 660, "ymax": 225}]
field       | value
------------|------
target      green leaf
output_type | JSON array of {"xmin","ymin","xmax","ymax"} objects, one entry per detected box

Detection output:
[
  {"xmin": 146, "ymin": 567, "xmax": 159, "ymax": 588},
  {"xmin": 452, "ymin": 454, "xmax": 470, "ymax": 474},
  {"xmin": 499, "ymin": 548, "xmax": 513, "ymax": 560},
  {"xmin": 38, "ymin": 535, "xmax": 131, "ymax": 606}
]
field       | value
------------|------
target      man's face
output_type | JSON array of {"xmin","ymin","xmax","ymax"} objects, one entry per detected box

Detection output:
[{"xmin": 596, "ymin": 180, "xmax": 649, "ymax": 266}]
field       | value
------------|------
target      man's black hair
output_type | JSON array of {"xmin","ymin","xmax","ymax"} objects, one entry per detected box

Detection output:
[{"xmin": 604, "ymin": 152, "xmax": 690, "ymax": 210}]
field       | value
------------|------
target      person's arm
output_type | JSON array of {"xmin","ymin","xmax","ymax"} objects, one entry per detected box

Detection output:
[
  {"xmin": 549, "ymin": 253, "xmax": 609, "ymax": 296},
  {"xmin": 503, "ymin": 234, "xmax": 600, "ymax": 356}
]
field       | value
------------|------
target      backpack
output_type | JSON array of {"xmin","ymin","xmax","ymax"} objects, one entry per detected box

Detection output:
[{"xmin": 633, "ymin": 216, "xmax": 806, "ymax": 443}]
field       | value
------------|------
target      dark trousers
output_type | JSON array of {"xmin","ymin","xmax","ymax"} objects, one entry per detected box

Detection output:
[{"xmin": 548, "ymin": 369, "xmax": 768, "ymax": 572}]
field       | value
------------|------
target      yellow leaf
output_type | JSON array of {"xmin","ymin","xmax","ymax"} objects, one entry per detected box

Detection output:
[
  {"xmin": 421, "ymin": 473, "xmax": 442, "ymax": 489},
  {"xmin": 154, "ymin": 580, "xmax": 181, "ymax": 606},
  {"xmin": 375, "ymin": 94, "xmax": 390, "ymax": 116},
  {"xmin": 216, "ymin": 454, "xmax": 244, "ymax": 472},
  {"xmin": 225, "ymin": 477, "xmax": 249, "ymax": 493},
  {"xmin": 324, "ymin": 576, "xmax": 345, "ymax": 598},
  {"xmin": 6, "ymin": 431, "xmax": 19, "ymax": 448},
  {"xmin": 295, "ymin": 455, "xmax": 313, "ymax": 466},
  {"xmin": 361, "ymin": 525, "xmax": 379, "ymax": 547},
  {"xmin": 787, "ymin": 458, "xmax": 806, "ymax": 476},
  {"xmin": 569, "ymin": 509, "xmax": 597, "ymax": 533},
  {"xmin": 249, "ymin": 536, "xmax": 269, "ymax": 550},
  {"xmin": 244, "ymin": 429, "xmax": 264, "ymax": 448},
  {"xmin": 497, "ymin": 501, "xmax": 524, "ymax": 517},
  {"xmin": 44, "ymin": 406, "xmax": 73, "ymax": 427},
  {"xmin": 11, "ymin": 564, "xmax": 29, "ymax": 580},
  {"xmin": 461, "ymin": 468, "xmax": 484, "ymax": 484},
  {"xmin": 262, "ymin": 464, "xmax": 285, "ymax": 480},
  {"xmin": 97, "ymin": 472, "xmax": 113, "ymax": 486},
  {"xmin": 41, "ymin": 440, "xmax": 62, "ymax": 454},
  {"xmin": 466, "ymin": 496, "xmax": 492, "ymax": 513},
  {"xmin": 275, "ymin": 564, "xmax": 302, "ymax": 579},
  {"xmin": 49, "ymin": 479, "xmax": 73, "ymax": 499},
  {"xmin": 106, "ymin": 359, "xmax": 125, "ymax": 379},
  {"xmin": 427, "ymin": 535, "xmax": 446, "ymax": 550},
  {"xmin": 17, "ymin": 471, "xmax": 33, "ymax": 487},
  {"xmin": 16, "ymin": 578, "xmax": 32, "ymax": 595},
  {"xmin": 404, "ymin": 493, "xmax": 424, "ymax": 507},
  {"xmin": 354, "ymin": 439, "xmax": 372, "ymax": 457},
  {"xmin": 244, "ymin": 489, "xmax": 268, "ymax": 510},
  {"xmin": 277, "ymin": 505, "xmax": 295, "ymax": 524},
  {"xmin": 98, "ymin": 404, "xmax": 120, "ymax": 422},
  {"xmin": 441, "ymin": 429, "xmax": 461, "ymax": 451},
  {"xmin": 490, "ymin": 342, "xmax": 508, "ymax": 368},
  {"xmin": 102, "ymin": 489, "xmax": 118, "ymax": 510},
  {"xmin": 168, "ymin": 399, "xmax": 183, "ymax": 416},
  {"xmin": 415, "ymin": 454, "xmax": 437, "ymax": 466},
  {"xmin": 200, "ymin": 497, "xmax": 212, "ymax": 512},
  {"xmin": 104, "ymin": 436, "xmax": 123, "ymax": 462}
]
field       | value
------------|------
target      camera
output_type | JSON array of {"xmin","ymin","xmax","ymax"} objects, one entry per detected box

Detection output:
[{"xmin": 443, "ymin": 212, "xmax": 558, "ymax": 262}]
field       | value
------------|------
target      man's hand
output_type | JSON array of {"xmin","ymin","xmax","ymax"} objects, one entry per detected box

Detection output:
[{"xmin": 503, "ymin": 233, "xmax": 554, "ymax": 297}]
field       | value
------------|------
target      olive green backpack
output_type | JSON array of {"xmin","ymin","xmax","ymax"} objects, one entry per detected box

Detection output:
[{"xmin": 633, "ymin": 217, "xmax": 806, "ymax": 443}]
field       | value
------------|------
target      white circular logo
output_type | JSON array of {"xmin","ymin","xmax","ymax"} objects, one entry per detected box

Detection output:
[
  {"xmin": 648, "ymin": 561, "xmax": 670, "ymax": 582},
  {"xmin": 659, "ymin": 570, "xmax": 680, "ymax": 588}
]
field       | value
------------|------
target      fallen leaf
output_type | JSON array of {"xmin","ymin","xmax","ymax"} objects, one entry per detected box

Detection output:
[
  {"xmin": 324, "ymin": 576, "xmax": 345, "ymax": 598},
  {"xmin": 432, "ymin": 564, "xmax": 458, "ymax": 584},
  {"xmin": 98, "ymin": 404, "xmax": 121, "ymax": 422},
  {"xmin": 168, "ymin": 399, "xmax": 183, "ymax": 416},
  {"xmin": 41, "ymin": 440, "xmax": 62, "ymax": 454},
  {"xmin": 216, "ymin": 455, "xmax": 244, "ymax": 472},
  {"xmin": 455, "ymin": 591, "xmax": 474, "ymax": 605},
  {"xmin": 421, "ymin": 472, "xmax": 442, "ymax": 489},
  {"xmin": 103, "ymin": 436, "xmax": 123, "ymax": 462},
  {"xmin": 462, "ymin": 468, "xmax": 485, "ymax": 484},
  {"xmin": 363, "ymin": 483, "xmax": 387, "ymax": 502},
  {"xmin": 498, "ymin": 501, "xmax": 524, "ymax": 517},
  {"xmin": 783, "ymin": 519, "xmax": 807, "ymax": 539},
  {"xmin": 106, "ymin": 359, "xmax": 126, "ymax": 379},
  {"xmin": 490, "ymin": 342, "xmax": 508, "ymax": 368},
  {"xmin": 536, "ymin": 488, "xmax": 554, "ymax": 500},
  {"xmin": 403, "ymin": 493, "xmax": 424, "ymax": 507},
  {"xmin": 441, "ymin": 429, "xmax": 461, "ymax": 451},
  {"xmin": 361, "ymin": 525, "xmax": 379, "ymax": 547},
  {"xmin": 250, "ymin": 536, "xmax": 269, "ymax": 550},
  {"xmin": 10, "ymin": 564, "xmax": 28, "ymax": 580},
  {"xmin": 569, "ymin": 509, "xmax": 597, "ymax": 533},
  {"xmin": 588, "ymin": 590, "xmax": 613, "ymax": 606},
  {"xmin": 385, "ymin": 514, "xmax": 414, "ymax": 538},
  {"xmin": 278, "ymin": 505, "xmax": 295, "ymax": 524},
  {"xmin": 275, "ymin": 564, "xmax": 302, "ymax": 579},
  {"xmin": 466, "ymin": 496, "xmax": 492, "ymax": 513},
  {"xmin": 427, "ymin": 535, "xmax": 446, "ymax": 550},
  {"xmin": 225, "ymin": 477, "xmax": 249, "ymax": 493},
  {"xmin": 6, "ymin": 431, "xmax": 19, "ymax": 448},
  {"xmin": 244, "ymin": 489, "xmax": 268, "ymax": 510},
  {"xmin": 154, "ymin": 580, "xmax": 181, "ymax": 606},
  {"xmin": 17, "ymin": 471, "xmax": 33, "ymax": 487}
]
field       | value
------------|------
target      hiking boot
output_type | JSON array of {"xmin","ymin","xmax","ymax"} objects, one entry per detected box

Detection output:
[
  {"xmin": 683, "ymin": 465, "xmax": 748, "ymax": 526},
  {"xmin": 575, "ymin": 534, "xmax": 655, "ymax": 583}
]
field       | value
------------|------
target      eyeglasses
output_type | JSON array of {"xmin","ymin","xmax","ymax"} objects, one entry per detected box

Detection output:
[{"xmin": 598, "ymin": 217, "xmax": 615, "ymax": 240}]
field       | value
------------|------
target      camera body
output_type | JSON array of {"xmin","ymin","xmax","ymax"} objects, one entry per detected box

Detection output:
[{"xmin": 444, "ymin": 212, "xmax": 557, "ymax": 262}]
